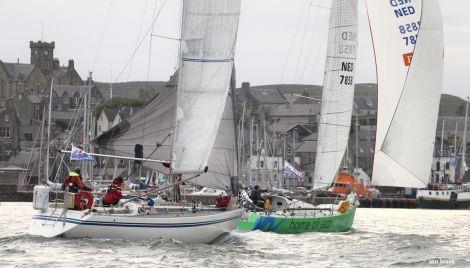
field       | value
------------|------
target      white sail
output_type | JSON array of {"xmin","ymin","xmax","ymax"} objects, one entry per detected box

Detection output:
[
  {"xmin": 172, "ymin": 0, "xmax": 241, "ymax": 174},
  {"xmin": 313, "ymin": 0, "xmax": 358, "ymax": 190},
  {"xmin": 366, "ymin": 0, "xmax": 444, "ymax": 187}
]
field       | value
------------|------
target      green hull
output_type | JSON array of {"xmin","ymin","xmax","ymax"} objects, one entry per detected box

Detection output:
[{"xmin": 237, "ymin": 207, "xmax": 356, "ymax": 233}]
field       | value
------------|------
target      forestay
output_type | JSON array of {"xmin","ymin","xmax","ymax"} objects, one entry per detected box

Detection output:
[
  {"xmin": 313, "ymin": 0, "xmax": 358, "ymax": 190},
  {"xmin": 172, "ymin": 0, "xmax": 241, "ymax": 174},
  {"xmin": 366, "ymin": 0, "xmax": 444, "ymax": 187}
]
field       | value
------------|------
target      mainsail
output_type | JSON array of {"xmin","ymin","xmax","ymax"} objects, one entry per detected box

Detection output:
[
  {"xmin": 366, "ymin": 0, "xmax": 444, "ymax": 187},
  {"xmin": 172, "ymin": 0, "xmax": 241, "ymax": 174},
  {"xmin": 313, "ymin": 0, "xmax": 358, "ymax": 190}
]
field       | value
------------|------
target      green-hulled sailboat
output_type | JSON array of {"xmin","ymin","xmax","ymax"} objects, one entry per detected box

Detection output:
[
  {"xmin": 237, "ymin": 195, "xmax": 358, "ymax": 233},
  {"xmin": 238, "ymin": 0, "xmax": 359, "ymax": 234}
]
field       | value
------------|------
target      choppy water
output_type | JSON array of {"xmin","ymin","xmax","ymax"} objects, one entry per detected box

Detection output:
[{"xmin": 0, "ymin": 202, "xmax": 469, "ymax": 268}]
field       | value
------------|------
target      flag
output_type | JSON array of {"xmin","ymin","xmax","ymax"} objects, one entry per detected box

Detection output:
[
  {"xmin": 283, "ymin": 160, "xmax": 303, "ymax": 180},
  {"xmin": 71, "ymin": 144, "xmax": 97, "ymax": 165},
  {"xmin": 448, "ymin": 159, "xmax": 456, "ymax": 168}
]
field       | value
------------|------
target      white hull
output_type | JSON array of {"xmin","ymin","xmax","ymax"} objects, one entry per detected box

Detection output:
[{"xmin": 30, "ymin": 207, "xmax": 243, "ymax": 244}]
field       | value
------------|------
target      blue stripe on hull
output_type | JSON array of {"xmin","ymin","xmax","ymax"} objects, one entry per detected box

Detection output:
[{"xmin": 33, "ymin": 215, "xmax": 240, "ymax": 228}]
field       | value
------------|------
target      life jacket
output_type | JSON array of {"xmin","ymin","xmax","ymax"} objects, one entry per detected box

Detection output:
[
  {"xmin": 103, "ymin": 182, "xmax": 123, "ymax": 205},
  {"xmin": 67, "ymin": 171, "xmax": 86, "ymax": 193}
]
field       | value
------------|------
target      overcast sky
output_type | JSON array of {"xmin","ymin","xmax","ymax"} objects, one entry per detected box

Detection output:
[{"xmin": 0, "ymin": 0, "xmax": 468, "ymax": 99}]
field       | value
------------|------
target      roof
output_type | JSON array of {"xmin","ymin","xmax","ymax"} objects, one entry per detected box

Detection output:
[
  {"xmin": 50, "ymin": 110, "xmax": 83, "ymax": 120},
  {"xmin": 302, "ymin": 133, "xmax": 318, "ymax": 141},
  {"xmin": 8, "ymin": 151, "xmax": 38, "ymax": 166},
  {"xmin": 245, "ymin": 87, "xmax": 286, "ymax": 104},
  {"xmin": 2, "ymin": 62, "xmax": 36, "ymax": 81},
  {"xmin": 296, "ymin": 140, "xmax": 317, "ymax": 153},
  {"xmin": 104, "ymin": 109, "xmax": 119, "ymax": 122},
  {"xmin": 26, "ymin": 94, "xmax": 45, "ymax": 104},
  {"xmin": 268, "ymin": 118, "xmax": 310, "ymax": 133},
  {"xmin": 269, "ymin": 104, "xmax": 320, "ymax": 117},
  {"xmin": 53, "ymin": 85, "xmax": 95, "ymax": 97},
  {"xmin": 53, "ymin": 67, "xmax": 68, "ymax": 82}
]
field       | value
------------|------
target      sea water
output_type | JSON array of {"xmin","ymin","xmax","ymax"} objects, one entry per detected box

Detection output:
[{"xmin": 0, "ymin": 202, "xmax": 469, "ymax": 267}]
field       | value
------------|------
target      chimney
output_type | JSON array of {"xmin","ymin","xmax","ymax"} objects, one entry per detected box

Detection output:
[
  {"xmin": 242, "ymin": 82, "xmax": 251, "ymax": 99},
  {"xmin": 68, "ymin": 59, "xmax": 74, "ymax": 69}
]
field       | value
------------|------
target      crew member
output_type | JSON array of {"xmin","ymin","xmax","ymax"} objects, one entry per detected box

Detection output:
[
  {"xmin": 103, "ymin": 177, "xmax": 124, "ymax": 206},
  {"xmin": 64, "ymin": 167, "xmax": 91, "ymax": 193}
]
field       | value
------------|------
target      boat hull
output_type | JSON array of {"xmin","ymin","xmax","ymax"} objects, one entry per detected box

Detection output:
[
  {"xmin": 416, "ymin": 189, "xmax": 470, "ymax": 209},
  {"xmin": 416, "ymin": 198, "xmax": 470, "ymax": 209},
  {"xmin": 30, "ymin": 208, "xmax": 243, "ymax": 244},
  {"xmin": 237, "ymin": 207, "xmax": 356, "ymax": 234}
]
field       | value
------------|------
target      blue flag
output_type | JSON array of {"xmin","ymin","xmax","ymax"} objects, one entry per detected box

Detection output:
[
  {"xmin": 71, "ymin": 144, "xmax": 97, "ymax": 165},
  {"xmin": 283, "ymin": 160, "xmax": 303, "ymax": 180}
]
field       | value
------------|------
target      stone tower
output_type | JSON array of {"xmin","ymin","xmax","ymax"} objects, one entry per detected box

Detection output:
[{"xmin": 30, "ymin": 41, "xmax": 55, "ymax": 74}]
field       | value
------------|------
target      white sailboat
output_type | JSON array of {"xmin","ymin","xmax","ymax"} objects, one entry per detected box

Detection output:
[
  {"xmin": 365, "ymin": 0, "xmax": 444, "ymax": 188},
  {"xmin": 29, "ymin": 0, "xmax": 243, "ymax": 244}
]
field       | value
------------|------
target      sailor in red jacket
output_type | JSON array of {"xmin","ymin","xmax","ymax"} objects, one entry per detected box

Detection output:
[
  {"xmin": 63, "ymin": 168, "xmax": 91, "ymax": 193},
  {"xmin": 103, "ymin": 177, "xmax": 124, "ymax": 206}
]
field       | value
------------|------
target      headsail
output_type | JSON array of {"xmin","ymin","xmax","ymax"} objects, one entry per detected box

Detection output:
[
  {"xmin": 313, "ymin": 0, "xmax": 358, "ymax": 190},
  {"xmin": 172, "ymin": 0, "xmax": 241, "ymax": 174},
  {"xmin": 366, "ymin": 0, "xmax": 444, "ymax": 187}
]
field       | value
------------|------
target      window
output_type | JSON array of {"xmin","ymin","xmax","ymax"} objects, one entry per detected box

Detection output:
[
  {"xmin": 4, "ymin": 114, "xmax": 9, "ymax": 122},
  {"xmin": 63, "ymin": 97, "xmax": 68, "ymax": 104},
  {"xmin": 0, "ymin": 127, "xmax": 11, "ymax": 138},
  {"xmin": 54, "ymin": 104, "xmax": 62, "ymax": 110},
  {"xmin": 260, "ymin": 161, "xmax": 264, "ymax": 168},
  {"xmin": 287, "ymin": 148, "xmax": 292, "ymax": 155},
  {"xmin": 274, "ymin": 161, "xmax": 278, "ymax": 168}
]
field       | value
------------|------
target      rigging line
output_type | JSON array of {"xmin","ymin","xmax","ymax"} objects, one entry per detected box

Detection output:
[
  {"xmin": 146, "ymin": 0, "xmax": 160, "ymax": 81},
  {"xmin": 308, "ymin": 13, "xmax": 330, "ymax": 84},
  {"xmin": 293, "ymin": 1, "xmax": 313, "ymax": 83},
  {"xmin": 151, "ymin": 34, "xmax": 180, "ymax": 41},
  {"xmin": 114, "ymin": 0, "xmax": 168, "ymax": 83},
  {"xmin": 92, "ymin": 0, "xmax": 114, "ymax": 72},
  {"xmin": 310, "ymin": 4, "xmax": 330, "ymax": 9},
  {"xmin": 277, "ymin": 0, "xmax": 309, "ymax": 85},
  {"xmin": 127, "ymin": 0, "xmax": 151, "ymax": 82},
  {"xmin": 299, "ymin": 0, "xmax": 325, "ymax": 83}
]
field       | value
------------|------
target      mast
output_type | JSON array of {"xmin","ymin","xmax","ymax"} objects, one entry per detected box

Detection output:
[
  {"xmin": 439, "ymin": 119, "xmax": 445, "ymax": 184},
  {"xmin": 440, "ymin": 119, "xmax": 445, "ymax": 158},
  {"xmin": 38, "ymin": 107, "xmax": 45, "ymax": 184},
  {"xmin": 461, "ymin": 97, "xmax": 469, "ymax": 180},
  {"xmin": 46, "ymin": 79, "xmax": 54, "ymax": 182}
]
